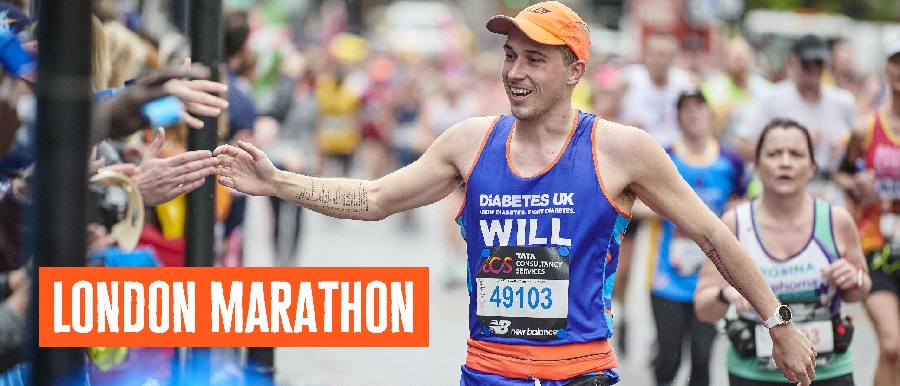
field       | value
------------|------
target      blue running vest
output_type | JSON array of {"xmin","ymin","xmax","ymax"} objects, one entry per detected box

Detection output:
[{"xmin": 457, "ymin": 111, "xmax": 631, "ymax": 346}]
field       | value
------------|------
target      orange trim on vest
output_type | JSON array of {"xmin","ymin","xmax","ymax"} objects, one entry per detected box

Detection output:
[
  {"xmin": 506, "ymin": 111, "xmax": 578, "ymax": 179},
  {"xmin": 465, "ymin": 338, "xmax": 618, "ymax": 380},
  {"xmin": 592, "ymin": 118, "xmax": 632, "ymax": 219},
  {"xmin": 456, "ymin": 116, "xmax": 501, "ymax": 222},
  {"xmin": 879, "ymin": 110, "xmax": 900, "ymax": 145}
]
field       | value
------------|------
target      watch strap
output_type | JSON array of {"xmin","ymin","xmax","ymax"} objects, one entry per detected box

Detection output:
[{"xmin": 763, "ymin": 305, "xmax": 788, "ymax": 328}]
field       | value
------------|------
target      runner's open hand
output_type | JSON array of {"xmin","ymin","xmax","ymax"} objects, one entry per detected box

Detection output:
[
  {"xmin": 214, "ymin": 141, "xmax": 280, "ymax": 197},
  {"xmin": 769, "ymin": 324, "xmax": 817, "ymax": 386}
]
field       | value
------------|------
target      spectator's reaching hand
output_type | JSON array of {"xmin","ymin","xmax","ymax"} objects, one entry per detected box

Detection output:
[
  {"xmin": 93, "ymin": 65, "xmax": 229, "ymax": 143},
  {"xmin": 133, "ymin": 128, "xmax": 218, "ymax": 206},
  {"xmin": 162, "ymin": 78, "xmax": 228, "ymax": 128},
  {"xmin": 156, "ymin": 62, "xmax": 228, "ymax": 129}
]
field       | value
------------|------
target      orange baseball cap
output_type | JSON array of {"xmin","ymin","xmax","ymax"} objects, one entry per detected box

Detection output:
[{"xmin": 486, "ymin": 1, "xmax": 591, "ymax": 63}]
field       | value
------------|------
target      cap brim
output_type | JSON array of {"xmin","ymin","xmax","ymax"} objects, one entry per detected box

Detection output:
[{"xmin": 486, "ymin": 15, "xmax": 566, "ymax": 46}]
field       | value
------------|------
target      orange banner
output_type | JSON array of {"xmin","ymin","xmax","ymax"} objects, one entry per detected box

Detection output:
[{"xmin": 39, "ymin": 267, "xmax": 429, "ymax": 347}]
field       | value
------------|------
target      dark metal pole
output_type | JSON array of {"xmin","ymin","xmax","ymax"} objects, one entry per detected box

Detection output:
[
  {"xmin": 186, "ymin": 0, "xmax": 220, "ymax": 272},
  {"xmin": 170, "ymin": 0, "xmax": 190, "ymax": 35},
  {"xmin": 168, "ymin": 2, "xmax": 192, "ymax": 383},
  {"xmin": 30, "ymin": 0, "xmax": 92, "ymax": 385},
  {"xmin": 186, "ymin": 1, "xmax": 222, "ymax": 384}
]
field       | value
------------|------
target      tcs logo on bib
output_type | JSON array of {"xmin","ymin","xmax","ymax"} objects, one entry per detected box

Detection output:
[{"xmin": 481, "ymin": 256, "xmax": 513, "ymax": 274}]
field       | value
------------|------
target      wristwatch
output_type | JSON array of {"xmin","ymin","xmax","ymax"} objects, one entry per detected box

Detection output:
[{"xmin": 763, "ymin": 305, "xmax": 792, "ymax": 329}]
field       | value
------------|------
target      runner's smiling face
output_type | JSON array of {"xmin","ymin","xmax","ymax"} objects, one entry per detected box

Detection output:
[{"xmin": 501, "ymin": 27, "xmax": 570, "ymax": 121}]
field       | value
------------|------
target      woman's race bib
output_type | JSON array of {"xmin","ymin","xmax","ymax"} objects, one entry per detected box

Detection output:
[{"xmin": 753, "ymin": 302, "xmax": 835, "ymax": 369}]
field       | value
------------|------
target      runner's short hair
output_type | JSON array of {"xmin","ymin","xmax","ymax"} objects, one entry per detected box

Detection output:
[{"xmin": 558, "ymin": 45, "xmax": 577, "ymax": 66}]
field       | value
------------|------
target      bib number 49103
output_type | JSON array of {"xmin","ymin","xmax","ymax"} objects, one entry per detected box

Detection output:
[{"xmin": 489, "ymin": 284, "xmax": 553, "ymax": 310}]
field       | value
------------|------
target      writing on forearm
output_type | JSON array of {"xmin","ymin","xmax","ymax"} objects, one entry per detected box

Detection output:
[
  {"xmin": 294, "ymin": 179, "xmax": 369, "ymax": 213},
  {"xmin": 707, "ymin": 248, "xmax": 743, "ymax": 293}
]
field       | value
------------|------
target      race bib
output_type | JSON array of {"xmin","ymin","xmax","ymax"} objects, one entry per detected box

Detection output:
[
  {"xmin": 669, "ymin": 236, "xmax": 705, "ymax": 276},
  {"xmin": 754, "ymin": 320, "xmax": 834, "ymax": 360},
  {"xmin": 475, "ymin": 246, "xmax": 569, "ymax": 340}
]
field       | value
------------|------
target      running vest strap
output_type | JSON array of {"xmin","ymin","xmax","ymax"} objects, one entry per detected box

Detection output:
[{"xmin": 457, "ymin": 111, "xmax": 629, "ymax": 353}]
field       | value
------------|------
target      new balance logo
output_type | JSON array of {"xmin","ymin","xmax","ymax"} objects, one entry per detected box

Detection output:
[
  {"xmin": 489, "ymin": 319, "xmax": 511, "ymax": 334},
  {"xmin": 528, "ymin": 6, "xmax": 551, "ymax": 14}
]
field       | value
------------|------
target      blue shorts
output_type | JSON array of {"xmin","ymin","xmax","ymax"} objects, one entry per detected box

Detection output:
[{"xmin": 460, "ymin": 366, "xmax": 619, "ymax": 386}]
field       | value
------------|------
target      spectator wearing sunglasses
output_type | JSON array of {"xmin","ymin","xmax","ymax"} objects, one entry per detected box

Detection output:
[{"xmin": 735, "ymin": 34, "xmax": 856, "ymax": 206}]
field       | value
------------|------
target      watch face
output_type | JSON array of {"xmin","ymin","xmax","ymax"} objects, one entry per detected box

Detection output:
[{"xmin": 779, "ymin": 305, "xmax": 792, "ymax": 322}]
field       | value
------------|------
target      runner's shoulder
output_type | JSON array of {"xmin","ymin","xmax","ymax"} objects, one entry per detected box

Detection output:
[
  {"xmin": 450, "ymin": 116, "xmax": 497, "ymax": 134},
  {"xmin": 594, "ymin": 118, "xmax": 660, "ymax": 161},
  {"xmin": 436, "ymin": 116, "xmax": 497, "ymax": 149},
  {"xmin": 427, "ymin": 116, "xmax": 497, "ymax": 165},
  {"xmin": 829, "ymin": 205, "xmax": 858, "ymax": 239}
]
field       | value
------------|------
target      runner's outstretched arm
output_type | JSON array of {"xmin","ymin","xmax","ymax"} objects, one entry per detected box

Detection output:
[
  {"xmin": 597, "ymin": 121, "xmax": 818, "ymax": 386},
  {"xmin": 694, "ymin": 210, "xmax": 747, "ymax": 323},
  {"xmin": 213, "ymin": 117, "xmax": 492, "ymax": 221}
]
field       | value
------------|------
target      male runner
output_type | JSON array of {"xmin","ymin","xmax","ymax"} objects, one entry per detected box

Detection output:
[{"xmin": 213, "ymin": 2, "xmax": 817, "ymax": 385}]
